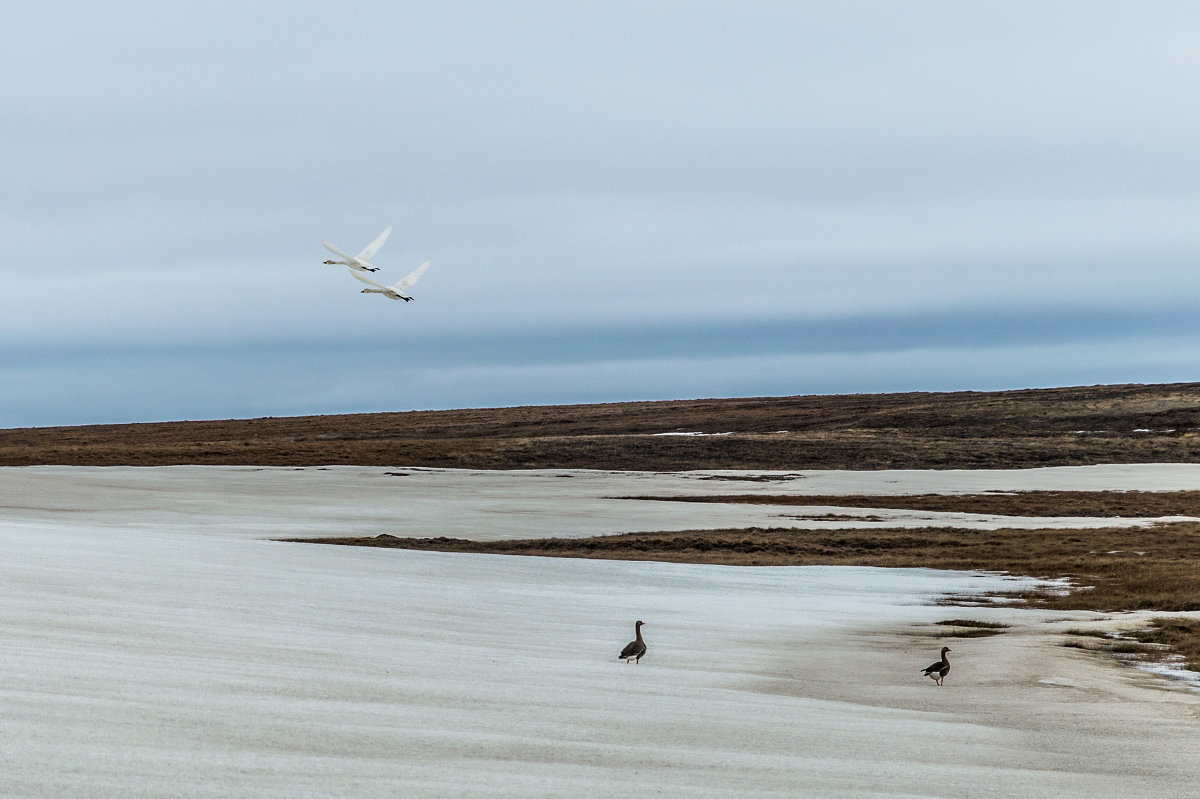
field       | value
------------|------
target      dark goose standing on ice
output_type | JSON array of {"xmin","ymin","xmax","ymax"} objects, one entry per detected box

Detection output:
[
  {"xmin": 921, "ymin": 647, "xmax": 952, "ymax": 685},
  {"xmin": 619, "ymin": 621, "xmax": 647, "ymax": 664}
]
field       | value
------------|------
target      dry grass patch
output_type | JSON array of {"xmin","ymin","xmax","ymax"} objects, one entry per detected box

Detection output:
[
  {"xmin": 933, "ymin": 619, "xmax": 1010, "ymax": 637},
  {"xmin": 1063, "ymin": 619, "xmax": 1200, "ymax": 672},
  {"xmin": 1062, "ymin": 637, "xmax": 1159, "ymax": 655},
  {"xmin": 1062, "ymin": 627, "xmax": 1114, "ymax": 638},
  {"xmin": 1129, "ymin": 619, "xmax": 1200, "ymax": 672}
]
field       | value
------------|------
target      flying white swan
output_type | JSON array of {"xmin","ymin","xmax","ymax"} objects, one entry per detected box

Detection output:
[
  {"xmin": 349, "ymin": 258, "xmax": 431, "ymax": 302},
  {"xmin": 321, "ymin": 225, "xmax": 393, "ymax": 272}
]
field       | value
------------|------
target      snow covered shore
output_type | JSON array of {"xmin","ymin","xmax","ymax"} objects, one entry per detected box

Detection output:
[{"xmin": 1, "ymin": 465, "xmax": 1198, "ymax": 797}]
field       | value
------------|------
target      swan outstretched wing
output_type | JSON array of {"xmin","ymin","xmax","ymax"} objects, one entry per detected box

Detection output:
[
  {"xmin": 393, "ymin": 258, "xmax": 430, "ymax": 291},
  {"xmin": 322, "ymin": 239, "xmax": 355, "ymax": 261},
  {"xmin": 357, "ymin": 225, "xmax": 393, "ymax": 261},
  {"xmin": 348, "ymin": 268, "xmax": 386, "ymax": 290}
]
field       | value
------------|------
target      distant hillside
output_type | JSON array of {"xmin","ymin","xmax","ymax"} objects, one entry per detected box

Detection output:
[{"xmin": 4, "ymin": 382, "xmax": 1200, "ymax": 470}]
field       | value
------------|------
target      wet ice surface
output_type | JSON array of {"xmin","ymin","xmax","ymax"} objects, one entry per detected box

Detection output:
[{"xmin": 2, "ymin": 465, "xmax": 1199, "ymax": 797}]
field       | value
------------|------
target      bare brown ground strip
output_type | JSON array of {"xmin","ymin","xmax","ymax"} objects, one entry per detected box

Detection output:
[
  {"xmin": 620, "ymin": 491, "xmax": 1200, "ymax": 517},
  {"xmin": 934, "ymin": 619, "xmax": 1010, "ymax": 637},
  {"xmin": 6, "ymin": 381, "xmax": 1200, "ymax": 469},
  {"xmin": 291, "ymin": 521, "xmax": 1200, "ymax": 611}
]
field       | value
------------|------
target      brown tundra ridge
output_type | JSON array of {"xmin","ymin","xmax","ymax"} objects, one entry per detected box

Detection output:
[{"xmin": 5, "ymin": 381, "xmax": 1200, "ymax": 469}]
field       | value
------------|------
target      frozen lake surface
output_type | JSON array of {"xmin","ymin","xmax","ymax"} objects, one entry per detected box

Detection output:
[
  {"xmin": 6, "ymin": 462, "xmax": 1200, "ymax": 540},
  {"xmin": 1, "ymin": 465, "xmax": 1198, "ymax": 797}
]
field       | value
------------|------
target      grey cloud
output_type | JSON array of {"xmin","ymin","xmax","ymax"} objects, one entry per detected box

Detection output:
[{"xmin": 4, "ymin": 2, "xmax": 1200, "ymax": 426}]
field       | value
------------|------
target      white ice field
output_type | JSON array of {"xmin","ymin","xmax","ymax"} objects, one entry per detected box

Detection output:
[{"xmin": 2, "ymin": 464, "xmax": 1199, "ymax": 797}]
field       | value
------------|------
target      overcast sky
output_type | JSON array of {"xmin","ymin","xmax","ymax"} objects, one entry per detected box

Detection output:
[{"xmin": 4, "ymin": 1, "xmax": 1200, "ymax": 427}]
